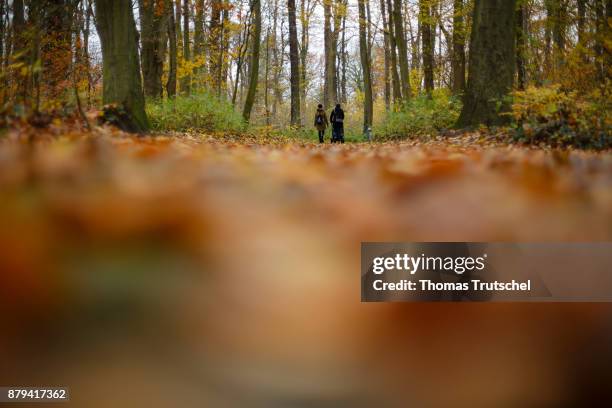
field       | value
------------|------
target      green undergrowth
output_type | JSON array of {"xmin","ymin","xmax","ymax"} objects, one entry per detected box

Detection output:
[{"xmin": 147, "ymin": 93, "xmax": 246, "ymax": 133}]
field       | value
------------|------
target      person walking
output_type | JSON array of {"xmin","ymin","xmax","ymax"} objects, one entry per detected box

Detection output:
[
  {"xmin": 314, "ymin": 104, "xmax": 329, "ymax": 143},
  {"xmin": 330, "ymin": 104, "xmax": 345, "ymax": 143}
]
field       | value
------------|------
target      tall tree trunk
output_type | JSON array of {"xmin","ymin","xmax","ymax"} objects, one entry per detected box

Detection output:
[
  {"xmin": 95, "ymin": 0, "xmax": 149, "ymax": 132},
  {"xmin": 242, "ymin": 0, "xmax": 261, "ymax": 122},
  {"xmin": 299, "ymin": 0, "xmax": 308, "ymax": 111},
  {"xmin": 209, "ymin": 0, "xmax": 222, "ymax": 90},
  {"xmin": 166, "ymin": 0, "xmax": 177, "ymax": 97},
  {"xmin": 577, "ymin": 0, "xmax": 586, "ymax": 47},
  {"xmin": 219, "ymin": 4, "xmax": 230, "ymax": 96},
  {"xmin": 393, "ymin": 0, "xmax": 411, "ymax": 99},
  {"xmin": 340, "ymin": 1, "xmax": 348, "ymax": 103},
  {"xmin": 39, "ymin": 1, "xmax": 73, "ymax": 103},
  {"xmin": 193, "ymin": 0, "xmax": 205, "ymax": 88},
  {"xmin": 420, "ymin": 0, "xmax": 434, "ymax": 95},
  {"xmin": 323, "ymin": 0, "xmax": 337, "ymax": 107},
  {"xmin": 139, "ymin": 0, "xmax": 167, "ymax": 99},
  {"xmin": 0, "ymin": 0, "xmax": 5, "ymax": 103},
  {"xmin": 358, "ymin": 0, "xmax": 373, "ymax": 134},
  {"xmin": 180, "ymin": 0, "xmax": 191, "ymax": 95},
  {"xmin": 379, "ymin": 0, "xmax": 391, "ymax": 110},
  {"xmin": 288, "ymin": 0, "xmax": 301, "ymax": 125},
  {"xmin": 451, "ymin": 0, "xmax": 465, "ymax": 94},
  {"xmin": 264, "ymin": 28, "xmax": 271, "ymax": 125},
  {"xmin": 12, "ymin": 0, "xmax": 27, "ymax": 104},
  {"xmin": 457, "ymin": 0, "xmax": 516, "ymax": 127},
  {"xmin": 516, "ymin": 1, "xmax": 527, "ymax": 90},
  {"xmin": 385, "ymin": 0, "xmax": 402, "ymax": 103}
]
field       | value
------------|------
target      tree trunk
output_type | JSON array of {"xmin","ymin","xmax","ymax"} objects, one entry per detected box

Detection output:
[
  {"xmin": 0, "ymin": 0, "xmax": 5, "ymax": 102},
  {"xmin": 457, "ymin": 0, "xmax": 516, "ymax": 127},
  {"xmin": 340, "ymin": 2, "xmax": 348, "ymax": 103},
  {"xmin": 264, "ymin": 28, "xmax": 271, "ymax": 125},
  {"xmin": 288, "ymin": 0, "xmax": 301, "ymax": 125},
  {"xmin": 577, "ymin": 0, "xmax": 586, "ymax": 47},
  {"xmin": 180, "ymin": 0, "xmax": 191, "ymax": 95},
  {"xmin": 95, "ymin": 0, "xmax": 149, "ymax": 132},
  {"xmin": 139, "ymin": 0, "xmax": 167, "ymax": 99},
  {"xmin": 210, "ymin": 0, "xmax": 222, "ymax": 91},
  {"xmin": 323, "ymin": 0, "xmax": 337, "ymax": 108},
  {"xmin": 379, "ymin": 0, "xmax": 391, "ymax": 110},
  {"xmin": 420, "ymin": 0, "xmax": 434, "ymax": 95},
  {"xmin": 451, "ymin": 0, "xmax": 465, "ymax": 94},
  {"xmin": 166, "ymin": 0, "xmax": 177, "ymax": 97},
  {"xmin": 516, "ymin": 2, "xmax": 526, "ymax": 90},
  {"xmin": 242, "ymin": 0, "xmax": 261, "ymax": 122},
  {"xmin": 385, "ymin": 0, "xmax": 402, "ymax": 103},
  {"xmin": 393, "ymin": 0, "xmax": 411, "ymax": 99},
  {"xmin": 358, "ymin": 0, "xmax": 373, "ymax": 134},
  {"xmin": 12, "ymin": 0, "xmax": 27, "ymax": 103}
]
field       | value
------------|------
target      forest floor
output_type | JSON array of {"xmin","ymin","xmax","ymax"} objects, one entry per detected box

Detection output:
[{"xmin": 1, "ymin": 126, "xmax": 612, "ymax": 406}]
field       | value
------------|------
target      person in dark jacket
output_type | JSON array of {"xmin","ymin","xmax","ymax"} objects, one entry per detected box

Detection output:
[
  {"xmin": 314, "ymin": 104, "xmax": 329, "ymax": 143},
  {"xmin": 329, "ymin": 104, "xmax": 345, "ymax": 143}
]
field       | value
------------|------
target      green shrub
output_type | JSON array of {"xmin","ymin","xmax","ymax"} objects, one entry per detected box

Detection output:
[
  {"xmin": 376, "ymin": 89, "xmax": 462, "ymax": 140},
  {"xmin": 146, "ymin": 93, "xmax": 246, "ymax": 133},
  {"xmin": 509, "ymin": 84, "xmax": 611, "ymax": 149}
]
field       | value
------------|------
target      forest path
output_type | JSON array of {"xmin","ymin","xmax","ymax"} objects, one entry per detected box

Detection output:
[{"xmin": 1, "ymin": 134, "xmax": 611, "ymax": 406}]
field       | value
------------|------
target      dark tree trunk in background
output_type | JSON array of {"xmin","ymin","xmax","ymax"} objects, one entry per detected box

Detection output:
[
  {"xmin": 393, "ymin": 0, "xmax": 411, "ymax": 99},
  {"xmin": 40, "ymin": 0, "xmax": 73, "ymax": 102},
  {"xmin": 288, "ymin": 0, "xmax": 301, "ymax": 125},
  {"xmin": 95, "ymin": 0, "xmax": 149, "ymax": 132},
  {"xmin": 379, "ymin": 0, "xmax": 391, "ymax": 110},
  {"xmin": 139, "ymin": 0, "xmax": 167, "ymax": 99},
  {"xmin": 193, "ymin": 0, "xmax": 205, "ymax": 88},
  {"xmin": 457, "ymin": 0, "xmax": 516, "ymax": 127},
  {"xmin": 358, "ymin": 0, "xmax": 373, "ymax": 133},
  {"xmin": 210, "ymin": 0, "xmax": 222, "ymax": 91},
  {"xmin": 340, "ymin": 2, "xmax": 348, "ymax": 103},
  {"xmin": 242, "ymin": 0, "xmax": 261, "ymax": 122},
  {"xmin": 420, "ymin": 0, "xmax": 434, "ymax": 95},
  {"xmin": 385, "ymin": 0, "xmax": 402, "ymax": 103},
  {"xmin": 516, "ymin": 2, "xmax": 527, "ymax": 90},
  {"xmin": 12, "ymin": 0, "xmax": 26, "ymax": 102},
  {"xmin": 577, "ymin": 0, "xmax": 586, "ymax": 46},
  {"xmin": 0, "ymin": 0, "xmax": 5, "ymax": 102},
  {"xmin": 451, "ymin": 0, "xmax": 465, "ymax": 94},
  {"xmin": 323, "ymin": 0, "xmax": 337, "ymax": 108},
  {"xmin": 166, "ymin": 0, "xmax": 177, "ymax": 97},
  {"xmin": 180, "ymin": 0, "xmax": 191, "ymax": 95}
]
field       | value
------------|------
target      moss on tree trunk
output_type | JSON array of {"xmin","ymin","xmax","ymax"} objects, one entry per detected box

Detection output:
[
  {"xmin": 95, "ymin": 0, "xmax": 149, "ymax": 133},
  {"xmin": 457, "ymin": 0, "xmax": 516, "ymax": 127}
]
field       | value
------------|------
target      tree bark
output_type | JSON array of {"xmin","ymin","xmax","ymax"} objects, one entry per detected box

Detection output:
[
  {"xmin": 166, "ymin": 0, "xmax": 177, "ymax": 97},
  {"xmin": 457, "ymin": 0, "xmax": 516, "ymax": 127},
  {"xmin": 516, "ymin": 2, "xmax": 526, "ymax": 90},
  {"xmin": 323, "ymin": 0, "xmax": 337, "ymax": 107},
  {"xmin": 385, "ymin": 0, "xmax": 402, "ymax": 103},
  {"xmin": 139, "ymin": 0, "xmax": 167, "ymax": 99},
  {"xmin": 451, "ymin": 0, "xmax": 465, "ymax": 94},
  {"xmin": 393, "ymin": 0, "xmax": 411, "ymax": 99},
  {"xmin": 288, "ymin": 0, "xmax": 301, "ymax": 125},
  {"xmin": 95, "ymin": 0, "xmax": 149, "ymax": 132},
  {"xmin": 358, "ymin": 0, "xmax": 373, "ymax": 134},
  {"xmin": 420, "ymin": 0, "xmax": 434, "ymax": 95},
  {"xmin": 180, "ymin": 0, "xmax": 191, "ymax": 95},
  {"xmin": 379, "ymin": 0, "xmax": 391, "ymax": 110},
  {"xmin": 242, "ymin": 0, "xmax": 261, "ymax": 122}
]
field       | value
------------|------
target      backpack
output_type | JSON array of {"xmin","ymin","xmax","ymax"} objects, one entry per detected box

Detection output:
[{"xmin": 316, "ymin": 114, "xmax": 323, "ymax": 125}]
